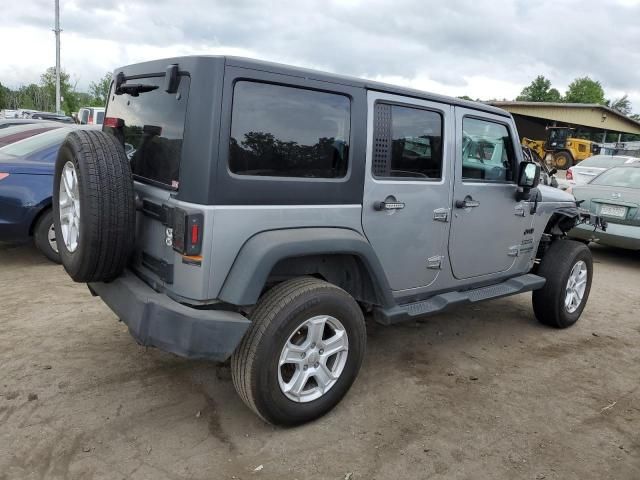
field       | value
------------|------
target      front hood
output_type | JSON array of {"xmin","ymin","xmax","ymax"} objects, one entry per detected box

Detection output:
[
  {"xmin": 537, "ymin": 184, "xmax": 575, "ymax": 203},
  {"xmin": 0, "ymin": 153, "xmax": 53, "ymax": 175}
]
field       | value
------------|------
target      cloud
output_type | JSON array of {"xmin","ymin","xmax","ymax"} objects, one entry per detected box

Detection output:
[{"xmin": 2, "ymin": 0, "xmax": 639, "ymax": 111}]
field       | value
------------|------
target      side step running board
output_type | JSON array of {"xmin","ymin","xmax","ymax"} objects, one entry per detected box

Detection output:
[{"xmin": 375, "ymin": 274, "xmax": 546, "ymax": 325}]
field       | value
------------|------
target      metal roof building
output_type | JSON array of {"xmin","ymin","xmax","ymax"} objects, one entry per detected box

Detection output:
[{"xmin": 489, "ymin": 101, "xmax": 640, "ymax": 142}]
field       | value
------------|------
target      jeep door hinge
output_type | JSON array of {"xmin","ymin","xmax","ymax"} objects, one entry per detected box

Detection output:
[
  {"xmin": 514, "ymin": 204, "xmax": 525, "ymax": 217},
  {"xmin": 427, "ymin": 255, "xmax": 443, "ymax": 269},
  {"xmin": 508, "ymin": 245, "xmax": 520, "ymax": 257},
  {"xmin": 433, "ymin": 208, "xmax": 449, "ymax": 222}
]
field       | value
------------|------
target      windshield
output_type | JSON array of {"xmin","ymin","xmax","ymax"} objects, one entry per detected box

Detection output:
[
  {"xmin": 0, "ymin": 127, "xmax": 73, "ymax": 157},
  {"xmin": 591, "ymin": 167, "xmax": 640, "ymax": 188},
  {"xmin": 579, "ymin": 155, "xmax": 635, "ymax": 168},
  {"xmin": 104, "ymin": 75, "xmax": 190, "ymax": 189}
]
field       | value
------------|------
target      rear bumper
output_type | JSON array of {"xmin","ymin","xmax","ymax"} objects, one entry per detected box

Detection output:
[
  {"xmin": 569, "ymin": 222, "xmax": 640, "ymax": 251},
  {"xmin": 89, "ymin": 270, "xmax": 251, "ymax": 361}
]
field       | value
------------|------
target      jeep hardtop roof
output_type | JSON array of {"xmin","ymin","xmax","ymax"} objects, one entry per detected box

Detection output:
[{"xmin": 112, "ymin": 55, "xmax": 509, "ymax": 118}]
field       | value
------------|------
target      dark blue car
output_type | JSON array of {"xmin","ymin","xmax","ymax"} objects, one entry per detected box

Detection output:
[{"xmin": 0, "ymin": 126, "xmax": 93, "ymax": 262}]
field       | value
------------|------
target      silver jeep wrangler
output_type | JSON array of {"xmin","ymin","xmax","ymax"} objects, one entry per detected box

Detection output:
[{"xmin": 53, "ymin": 56, "xmax": 601, "ymax": 425}]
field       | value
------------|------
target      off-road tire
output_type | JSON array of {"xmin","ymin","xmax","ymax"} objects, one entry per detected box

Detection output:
[
  {"xmin": 53, "ymin": 130, "xmax": 135, "ymax": 282},
  {"xmin": 33, "ymin": 209, "xmax": 60, "ymax": 263},
  {"xmin": 533, "ymin": 239, "xmax": 592, "ymax": 328},
  {"xmin": 553, "ymin": 151, "xmax": 573, "ymax": 170},
  {"xmin": 231, "ymin": 277, "xmax": 366, "ymax": 426}
]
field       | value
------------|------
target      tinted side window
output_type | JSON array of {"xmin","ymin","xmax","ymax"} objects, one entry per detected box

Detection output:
[
  {"xmin": 462, "ymin": 118, "xmax": 515, "ymax": 182},
  {"xmin": 80, "ymin": 110, "xmax": 89, "ymax": 124},
  {"xmin": 229, "ymin": 81, "xmax": 350, "ymax": 178},
  {"xmin": 373, "ymin": 103, "xmax": 443, "ymax": 179}
]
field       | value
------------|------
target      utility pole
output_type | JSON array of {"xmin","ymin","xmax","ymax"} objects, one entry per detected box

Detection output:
[{"xmin": 54, "ymin": 0, "xmax": 62, "ymax": 113}]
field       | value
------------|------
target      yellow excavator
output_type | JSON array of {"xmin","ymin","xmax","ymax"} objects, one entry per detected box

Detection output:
[{"xmin": 522, "ymin": 127, "xmax": 599, "ymax": 170}]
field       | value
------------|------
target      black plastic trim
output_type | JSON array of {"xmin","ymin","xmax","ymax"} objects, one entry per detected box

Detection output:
[
  {"xmin": 89, "ymin": 270, "xmax": 250, "ymax": 361},
  {"xmin": 218, "ymin": 227, "xmax": 395, "ymax": 307}
]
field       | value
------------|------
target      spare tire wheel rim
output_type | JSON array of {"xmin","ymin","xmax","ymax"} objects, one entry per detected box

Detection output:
[
  {"xmin": 278, "ymin": 315, "xmax": 349, "ymax": 403},
  {"xmin": 59, "ymin": 161, "xmax": 80, "ymax": 252},
  {"xmin": 565, "ymin": 260, "xmax": 587, "ymax": 313}
]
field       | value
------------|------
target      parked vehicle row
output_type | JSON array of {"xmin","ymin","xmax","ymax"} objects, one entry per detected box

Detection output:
[
  {"xmin": 0, "ymin": 125, "xmax": 97, "ymax": 262},
  {"xmin": 566, "ymin": 155, "xmax": 640, "ymax": 185}
]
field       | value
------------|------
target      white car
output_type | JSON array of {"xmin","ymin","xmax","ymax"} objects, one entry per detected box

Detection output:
[
  {"xmin": 77, "ymin": 107, "xmax": 105, "ymax": 125},
  {"xmin": 566, "ymin": 155, "xmax": 640, "ymax": 185}
]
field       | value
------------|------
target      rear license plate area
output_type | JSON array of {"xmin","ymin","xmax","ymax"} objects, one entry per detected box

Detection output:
[{"xmin": 600, "ymin": 204, "xmax": 626, "ymax": 218}]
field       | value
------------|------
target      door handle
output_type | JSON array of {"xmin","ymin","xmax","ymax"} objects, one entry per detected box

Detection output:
[
  {"xmin": 374, "ymin": 200, "xmax": 405, "ymax": 211},
  {"xmin": 455, "ymin": 198, "xmax": 480, "ymax": 209}
]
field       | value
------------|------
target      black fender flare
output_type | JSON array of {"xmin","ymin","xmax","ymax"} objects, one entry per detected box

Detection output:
[{"xmin": 218, "ymin": 227, "xmax": 395, "ymax": 307}]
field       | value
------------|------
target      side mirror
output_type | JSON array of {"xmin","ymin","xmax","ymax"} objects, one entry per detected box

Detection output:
[{"xmin": 518, "ymin": 161, "xmax": 540, "ymax": 189}]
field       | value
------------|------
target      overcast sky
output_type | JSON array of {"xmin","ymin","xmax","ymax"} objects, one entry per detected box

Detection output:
[{"xmin": 3, "ymin": 0, "xmax": 640, "ymax": 111}]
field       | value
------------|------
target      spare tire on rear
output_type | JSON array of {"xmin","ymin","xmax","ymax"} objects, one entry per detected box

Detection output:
[{"xmin": 53, "ymin": 130, "xmax": 135, "ymax": 282}]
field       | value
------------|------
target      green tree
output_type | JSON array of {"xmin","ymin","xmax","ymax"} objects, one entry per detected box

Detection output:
[
  {"xmin": 606, "ymin": 94, "xmax": 632, "ymax": 115},
  {"xmin": 0, "ymin": 82, "xmax": 9, "ymax": 109},
  {"xmin": 564, "ymin": 77, "xmax": 605, "ymax": 104},
  {"xmin": 89, "ymin": 72, "xmax": 112, "ymax": 106},
  {"xmin": 40, "ymin": 67, "xmax": 79, "ymax": 114},
  {"xmin": 516, "ymin": 75, "xmax": 562, "ymax": 102}
]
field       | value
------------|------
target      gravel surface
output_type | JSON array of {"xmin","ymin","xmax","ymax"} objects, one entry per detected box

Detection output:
[{"xmin": 1, "ymin": 241, "xmax": 638, "ymax": 480}]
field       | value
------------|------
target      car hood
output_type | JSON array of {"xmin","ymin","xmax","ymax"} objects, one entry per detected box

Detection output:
[
  {"xmin": 537, "ymin": 184, "xmax": 575, "ymax": 203},
  {"xmin": 0, "ymin": 152, "xmax": 53, "ymax": 175}
]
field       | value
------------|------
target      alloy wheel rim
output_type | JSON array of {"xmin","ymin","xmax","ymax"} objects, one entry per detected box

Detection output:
[
  {"xmin": 278, "ymin": 315, "xmax": 349, "ymax": 403},
  {"xmin": 59, "ymin": 161, "xmax": 80, "ymax": 252},
  {"xmin": 565, "ymin": 260, "xmax": 587, "ymax": 313},
  {"xmin": 47, "ymin": 223, "xmax": 58, "ymax": 253}
]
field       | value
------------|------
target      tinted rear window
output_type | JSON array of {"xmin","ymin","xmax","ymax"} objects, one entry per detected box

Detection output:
[
  {"xmin": 591, "ymin": 167, "xmax": 640, "ymax": 188},
  {"xmin": 104, "ymin": 75, "xmax": 190, "ymax": 188},
  {"xmin": 229, "ymin": 81, "xmax": 350, "ymax": 178}
]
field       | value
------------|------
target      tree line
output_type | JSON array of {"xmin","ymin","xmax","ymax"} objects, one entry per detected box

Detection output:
[
  {"xmin": 514, "ymin": 75, "xmax": 638, "ymax": 121},
  {"xmin": 0, "ymin": 68, "xmax": 112, "ymax": 115}
]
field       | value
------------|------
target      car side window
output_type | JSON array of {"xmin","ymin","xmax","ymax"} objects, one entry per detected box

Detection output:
[
  {"xmin": 80, "ymin": 110, "xmax": 89, "ymax": 125},
  {"xmin": 229, "ymin": 81, "xmax": 350, "ymax": 179},
  {"xmin": 373, "ymin": 103, "xmax": 443, "ymax": 180},
  {"xmin": 461, "ymin": 117, "xmax": 515, "ymax": 182}
]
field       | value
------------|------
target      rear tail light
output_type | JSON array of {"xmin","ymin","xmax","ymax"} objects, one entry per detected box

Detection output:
[
  {"xmin": 103, "ymin": 116, "xmax": 124, "ymax": 128},
  {"xmin": 566, "ymin": 168, "xmax": 573, "ymax": 180},
  {"xmin": 172, "ymin": 208, "xmax": 203, "ymax": 256},
  {"xmin": 0, "ymin": 173, "xmax": 9, "ymax": 181}
]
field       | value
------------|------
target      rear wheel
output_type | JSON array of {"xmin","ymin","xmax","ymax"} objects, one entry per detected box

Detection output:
[
  {"xmin": 553, "ymin": 151, "xmax": 573, "ymax": 170},
  {"xmin": 231, "ymin": 277, "xmax": 366, "ymax": 425},
  {"xmin": 533, "ymin": 240, "xmax": 592, "ymax": 328},
  {"xmin": 33, "ymin": 209, "xmax": 60, "ymax": 263}
]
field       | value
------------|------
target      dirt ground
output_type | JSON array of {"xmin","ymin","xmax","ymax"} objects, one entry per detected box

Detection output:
[{"xmin": 1, "ymin": 241, "xmax": 638, "ymax": 480}]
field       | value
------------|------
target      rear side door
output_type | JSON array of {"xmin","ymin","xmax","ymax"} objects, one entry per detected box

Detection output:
[
  {"xmin": 361, "ymin": 91, "xmax": 453, "ymax": 292},
  {"xmin": 448, "ymin": 108, "xmax": 529, "ymax": 279}
]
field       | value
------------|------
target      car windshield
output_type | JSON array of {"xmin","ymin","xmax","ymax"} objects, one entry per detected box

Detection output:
[
  {"xmin": 0, "ymin": 127, "xmax": 72, "ymax": 157},
  {"xmin": 590, "ymin": 167, "xmax": 640, "ymax": 188},
  {"xmin": 578, "ymin": 155, "xmax": 635, "ymax": 168}
]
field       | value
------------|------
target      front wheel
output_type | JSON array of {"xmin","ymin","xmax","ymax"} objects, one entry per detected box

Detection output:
[
  {"xmin": 533, "ymin": 240, "xmax": 593, "ymax": 328},
  {"xmin": 553, "ymin": 151, "xmax": 573, "ymax": 170},
  {"xmin": 231, "ymin": 277, "xmax": 366, "ymax": 425}
]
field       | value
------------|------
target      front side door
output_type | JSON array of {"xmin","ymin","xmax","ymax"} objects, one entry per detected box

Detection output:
[
  {"xmin": 362, "ymin": 92, "xmax": 453, "ymax": 292},
  {"xmin": 448, "ymin": 108, "xmax": 528, "ymax": 279}
]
